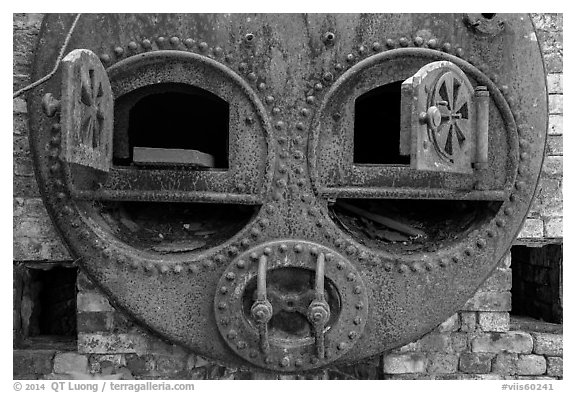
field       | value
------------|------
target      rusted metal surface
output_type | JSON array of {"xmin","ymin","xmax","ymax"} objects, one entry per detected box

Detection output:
[{"xmin": 28, "ymin": 14, "xmax": 547, "ymax": 373}]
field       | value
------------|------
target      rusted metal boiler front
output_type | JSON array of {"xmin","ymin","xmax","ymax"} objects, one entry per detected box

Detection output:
[{"xmin": 28, "ymin": 14, "xmax": 547, "ymax": 373}]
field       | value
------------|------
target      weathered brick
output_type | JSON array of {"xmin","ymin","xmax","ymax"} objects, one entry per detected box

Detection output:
[
  {"xmin": 13, "ymin": 135, "xmax": 30, "ymax": 156},
  {"xmin": 78, "ymin": 333, "xmax": 149, "ymax": 354},
  {"xmin": 13, "ymin": 13, "xmax": 43, "ymax": 31},
  {"xmin": 517, "ymin": 218, "xmax": 544, "ymax": 239},
  {"xmin": 77, "ymin": 292, "xmax": 114, "ymax": 312},
  {"xmin": 155, "ymin": 354, "xmax": 186, "ymax": 375},
  {"xmin": 542, "ymin": 156, "xmax": 562, "ymax": 178},
  {"xmin": 546, "ymin": 135, "xmax": 563, "ymax": 156},
  {"xmin": 532, "ymin": 332, "xmax": 562, "ymax": 356},
  {"xmin": 547, "ymin": 74, "xmax": 563, "ymax": 93},
  {"xmin": 77, "ymin": 312, "xmax": 115, "ymax": 332},
  {"xmin": 382, "ymin": 353, "xmax": 427, "ymax": 374},
  {"xmin": 532, "ymin": 13, "xmax": 563, "ymax": 32},
  {"xmin": 436, "ymin": 313, "xmax": 460, "ymax": 332},
  {"xmin": 13, "ymin": 176, "xmax": 40, "ymax": 198},
  {"xmin": 547, "ymin": 114, "xmax": 562, "ymax": 135},
  {"xmin": 13, "ymin": 349, "xmax": 55, "ymax": 376},
  {"xmin": 462, "ymin": 291, "xmax": 511, "ymax": 312},
  {"xmin": 548, "ymin": 95, "xmax": 562, "ymax": 114},
  {"xmin": 14, "ymin": 98, "xmax": 27, "ymax": 114},
  {"xmin": 478, "ymin": 312, "xmax": 510, "ymax": 332},
  {"xmin": 493, "ymin": 353, "xmax": 519, "ymax": 375},
  {"xmin": 415, "ymin": 333, "xmax": 452, "ymax": 352},
  {"xmin": 480, "ymin": 268, "xmax": 512, "ymax": 292},
  {"xmin": 531, "ymin": 178, "xmax": 562, "ymax": 218},
  {"xmin": 14, "ymin": 156, "xmax": 34, "ymax": 177},
  {"xmin": 459, "ymin": 312, "xmax": 477, "ymax": 332},
  {"xmin": 427, "ymin": 353, "xmax": 459, "ymax": 374},
  {"xmin": 471, "ymin": 332, "xmax": 533, "ymax": 354},
  {"xmin": 517, "ymin": 354, "xmax": 546, "ymax": 376},
  {"xmin": 459, "ymin": 352, "xmax": 493, "ymax": 374},
  {"xmin": 543, "ymin": 52, "xmax": 562, "ymax": 73},
  {"xmin": 546, "ymin": 356, "xmax": 562, "ymax": 377},
  {"xmin": 544, "ymin": 218, "xmax": 562, "ymax": 238},
  {"xmin": 13, "ymin": 114, "xmax": 29, "ymax": 135},
  {"xmin": 53, "ymin": 352, "xmax": 88, "ymax": 374}
]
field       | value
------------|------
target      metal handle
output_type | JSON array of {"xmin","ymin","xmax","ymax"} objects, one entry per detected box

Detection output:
[
  {"xmin": 307, "ymin": 252, "xmax": 331, "ymax": 359},
  {"xmin": 250, "ymin": 255, "xmax": 273, "ymax": 353}
]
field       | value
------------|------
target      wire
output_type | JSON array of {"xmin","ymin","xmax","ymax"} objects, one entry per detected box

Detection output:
[{"xmin": 13, "ymin": 13, "xmax": 82, "ymax": 99}]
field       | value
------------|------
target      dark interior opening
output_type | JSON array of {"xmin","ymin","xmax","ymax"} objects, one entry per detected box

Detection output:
[
  {"xmin": 330, "ymin": 199, "xmax": 501, "ymax": 253},
  {"xmin": 511, "ymin": 244, "xmax": 563, "ymax": 324},
  {"xmin": 354, "ymin": 81, "xmax": 409, "ymax": 165},
  {"xmin": 113, "ymin": 83, "xmax": 229, "ymax": 168},
  {"xmin": 14, "ymin": 264, "xmax": 77, "ymax": 345},
  {"xmin": 481, "ymin": 13, "xmax": 496, "ymax": 20},
  {"xmin": 92, "ymin": 201, "xmax": 257, "ymax": 254}
]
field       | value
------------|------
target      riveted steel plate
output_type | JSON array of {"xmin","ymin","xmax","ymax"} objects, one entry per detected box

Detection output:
[{"xmin": 28, "ymin": 14, "xmax": 547, "ymax": 373}]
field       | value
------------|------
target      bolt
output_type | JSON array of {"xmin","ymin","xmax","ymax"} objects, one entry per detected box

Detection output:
[
  {"xmin": 427, "ymin": 38, "xmax": 438, "ymax": 48},
  {"xmin": 199, "ymin": 42, "xmax": 208, "ymax": 51},
  {"xmin": 114, "ymin": 47, "xmax": 124, "ymax": 57},
  {"xmin": 220, "ymin": 286, "xmax": 228, "ymax": 294},
  {"xmin": 214, "ymin": 47, "xmax": 223, "ymax": 56},
  {"xmin": 279, "ymin": 244, "xmax": 288, "ymax": 252},
  {"xmin": 184, "ymin": 38, "xmax": 194, "ymax": 47},
  {"xmin": 280, "ymin": 357, "xmax": 290, "ymax": 367},
  {"xmin": 263, "ymin": 247, "xmax": 272, "ymax": 255},
  {"xmin": 348, "ymin": 331, "xmax": 357, "ymax": 340},
  {"xmin": 248, "ymin": 72, "xmax": 257, "ymax": 82},
  {"xmin": 399, "ymin": 37, "xmax": 409, "ymax": 47},
  {"xmin": 346, "ymin": 53, "xmax": 354, "ymax": 62},
  {"xmin": 259, "ymin": 83, "xmax": 267, "ymax": 91},
  {"xmin": 157, "ymin": 37, "xmax": 166, "ymax": 45},
  {"xmin": 414, "ymin": 36, "xmax": 424, "ymax": 46},
  {"xmin": 442, "ymin": 42, "xmax": 452, "ymax": 52},
  {"xmin": 142, "ymin": 39, "xmax": 152, "ymax": 49},
  {"xmin": 237, "ymin": 341, "xmax": 247, "ymax": 349},
  {"xmin": 323, "ymin": 31, "xmax": 336, "ymax": 45},
  {"xmin": 226, "ymin": 272, "xmax": 236, "ymax": 281},
  {"xmin": 170, "ymin": 36, "xmax": 180, "ymax": 46},
  {"xmin": 337, "ymin": 342, "xmax": 346, "ymax": 350},
  {"xmin": 128, "ymin": 41, "xmax": 138, "ymax": 50},
  {"xmin": 385, "ymin": 39, "xmax": 395, "ymax": 48},
  {"xmin": 294, "ymin": 244, "xmax": 303, "ymax": 253},
  {"xmin": 244, "ymin": 33, "xmax": 255, "ymax": 44},
  {"xmin": 218, "ymin": 302, "xmax": 227, "ymax": 310},
  {"xmin": 227, "ymin": 330, "xmax": 237, "ymax": 340},
  {"xmin": 353, "ymin": 286, "xmax": 362, "ymax": 294},
  {"xmin": 236, "ymin": 260, "xmax": 246, "ymax": 269}
]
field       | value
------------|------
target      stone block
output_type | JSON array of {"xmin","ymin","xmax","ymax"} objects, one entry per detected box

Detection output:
[
  {"xmin": 478, "ymin": 312, "xmax": 510, "ymax": 332},
  {"xmin": 546, "ymin": 356, "xmax": 562, "ymax": 377},
  {"xmin": 77, "ymin": 312, "xmax": 114, "ymax": 332},
  {"xmin": 532, "ymin": 13, "xmax": 563, "ymax": 32},
  {"xmin": 462, "ymin": 291, "xmax": 511, "ymax": 312},
  {"xmin": 427, "ymin": 353, "xmax": 459, "ymax": 374},
  {"xmin": 548, "ymin": 95, "xmax": 562, "ymax": 114},
  {"xmin": 546, "ymin": 135, "xmax": 563, "ymax": 156},
  {"xmin": 471, "ymin": 332, "xmax": 533, "ymax": 354},
  {"xmin": 382, "ymin": 353, "xmax": 427, "ymax": 374},
  {"xmin": 13, "ymin": 114, "xmax": 29, "ymax": 136},
  {"xmin": 493, "ymin": 353, "xmax": 519, "ymax": 375},
  {"xmin": 415, "ymin": 333, "xmax": 453, "ymax": 352},
  {"xmin": 547, "ymin": 74, "xmax": 563, "ymax": 93},
  {"xmin": 547, "ymin": 114, "xmax": 562, "ymax": 135},
  {"xmin": 14, "ymin": 157, "xmax": 34, "ymax": 177},
  {"xmin": 517, "ymin": 354, "xmax": 546, "ymax": 376},
  {"xmin": 459, "ymin": 352, "xmax": 493, "ymax": 374},
  {"xmin": 13, "ymin": 98, "xmax": 27, "ymax": 114},
  {"xmin": 531, "ymin": 178, "xmax": 562, "ymax": 218},
  {"xmin": 13, "ymin": 135, "xmax": 30, "ymax": 156},
  {"xmin": 459, "ymin": 312, "xmax": 477, "ymax": 332},
  {"xmin": 544, "ymin": 218, "xmax": 562, "ymax": 238},
  {"xmin": 532, "ymin": 332, "xmax": 562, "ymax": 356},
  {"xmin": 53, "ymin": 353, "xmax": 88, "ymax": 374},
  {"xmin": 517, "ymin": 218, "xmax": 544, "ymax": 239},
  {"xmin": 78, "ymin": 333, "xmax": 149, "ymax": 354},
  {"xmin": 542, "ymin": 156, "xmax": 562, "ymax": 178},
  {"xmin": 77, "ymin": 292, "xmax": 114, "ymax": 312},
  {"xmin": 13, "ymin": 349, "xmax": 55, "ymax": 376},
  {"xmin": 451, "ymin": 332, "xmax": 469, "ymax": 352},
  {"xmin": 544, "ymin": 52, "xmax": 562, "ymax": 73},
  {"xmin": 436, "ymin": 313, "xmax": 460, "ymax": 332},
  {"xmin": 155, "ymin": 354, "xmax": 186, "ymax": 375}
]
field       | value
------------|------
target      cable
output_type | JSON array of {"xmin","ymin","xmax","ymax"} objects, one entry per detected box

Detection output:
[{"xmin": 13, "ymin": 13, "xmax": 82, "ymax": 99}]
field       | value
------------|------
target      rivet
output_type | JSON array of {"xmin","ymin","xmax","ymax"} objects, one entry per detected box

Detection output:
[
  {"xmin": 353, "ymin": 286, "xmax": 362, "ymax": 294},
  {"xmin": 214, "ymin": 47, "xmax": 223, "ymax": 56},
  {"xmin": 218, "ymin": 302, "xmax": 227, "ymax": 310},
  {"xmin": 213, "ymin": 254, "xmax": 224, "ymax": 263},
  {"xmin": 296, "ymin": 122, "xmax": 305, "ymax": 130},
  {"xmin": 323, "ymin": 31, "xmax": 336, "ymax": 45},
  {"xmin": 265, "ymin": 356, "xmax": 273, "ymax": 364},
  {"xmin": 226, "ymin": 272, "xmax": 236, "ymax": 281},
  {"xmin": 170, "ymin": 36, "xmax": 180, "ymax": 46},
  {"xmin": 346, "ymin": 53, "xmax": 354, "ymax": 62},
  {"xmin": 189, "ymin": 264, "xmax": 199, "ymax": 274},
  {"xmin": 414, "ymin": 36, "xmax": 424, "ymax": 46},
  {"xmin": 464, "ymin": 248, "xmax": 473, "ymax": 257},
  {"xmin": 314, "ymin": 83, "xmax": 323, "ymax": 91},
  {"xmin": 247, "ymin": 72, "xmax": 257, "ymax": 82},
  {"xmin": 398, "ymin": 264, "xmax": 408, "ymax": 274},
  {"xmin": 294, "ymin": 244, "xmax": 303, "ymax": 253},
  {"xmin": 306, "ymin": 95, "xmax": 316, "ymax": 104},
  {"xmin": 294, "ymin": 166, "xmax": 304, "ymax": 175},
  {"xmin": 244, "ymin": 33, "xmax": 255, "ymax": 44},
  {"xmin": 249, "ymin": 252, "xmax": 259, "ymax": 261},
  {"xmin": 280, "ymin": 357, "xmax": 290, "ymax": 367},
  {"xmin": 504, "ymin": 207, "xmax": 513, "ymax": 216},
  {"xmin": 142, "ymin": 39, "xmax": 152, "ymax": 50},
  {"xmin": 334, "ymin": 63, "xmax": 343, "ymax": 71},
  {"xmin": 427, "ymin": 38, "xmax": 438, "ymax": 49},
  {"xmin": 258, "ymin": 82, "xmax": 267, "ymax": 91},
  {"xmin": 496, "ymin": 218, "xmax": 506, "ymax": 227},
  {"xmin": 279, "ymin": 243, "xmax": 288, "ymax": 252},
  {"xmin": 295, "ymin": 358, "xmax": 303, "ymax": 367},
  {"xmin": 520, "ymin": 152, "xmax": 528, "ymax": 161},
  {"xmin": 337, "ymin": 342, "xmax": 347, "ymax": 351},
  {"xmin": 157, "ymin": 36, "xmax": 166, "ymax": 45},
  {"xmin": 358, "ymin": 45, "xmax": 367, "ymax": 55},
  {"xmin": 184, "ymin": 38, "xmax": 194, "ymax": 48},
  {"xmin": 477, "ymin": 239, "xmax": 486, "ymax": 249},
  {"xmin": 227, "ymin": 330, "xmax": 237, "ymax": 340},
  {"xmin": 332, "ymin": 112, "xmax": 341, "ymax": 121},
  {"xmin": 384, "ymin": 263, "xmax": 392, "ymax": 272},
  {"xmin": 237, "ymin": 341, "xmax": 247, "ymax": 350},
  {"xmin": 516, "ymin": 181, "xmax": 526, "ymax": 191},
  {"xmin": 271, "ymin": 107, "xmax": 281, "ymax": 116},
  {"xmin": 301, "ymin": 193, "xmax": 313, "ymax": 203},
  {"xmin": 335, "ymin": 238, "xmax": 344, "ymax": 248},
  {"xmin": 275, "ymin": 121, "xmax": 284, "ymax": 130},
  {"xmin": 199, "ymin": 42, "xmax": 208, "ymax": 51},
  {"xmin": 203, "ymin": 260, "xmax": 214, "ymax": 269},
  {"xmin": 425, "ymin": 262, "xmax": 433, "ymax": 271},
  {"xmin": 228, "ymin": 246, "xmax": 239, "ymax": 257},
  {"xmin": 442, "ymin": 42, "xmax": 452, "ymax": 52},
  {"xmin": 238, "ymin": 62, "xmax": 247, "ymax": 72},
  {"xmin": 500, "ymin": 85, "xmax": 509, "ymax": 95},
  {"xmin": 399, "ymin": 37, "xmax": 409, "ymax": 47},
  {"xmin": 265, "ymin": 95, "xmax": 275, "ymax": 105},
  {"xmin": 353, "ymin": 317, "xmax": 362, "ymax": 325},
  {"xmin": 276, "ymin": 178, "xmax": 287, "ymax": 188},
  {"xmin": 294, "ymin": 151, "xmax": 304, "ymax": 160},
  {"xmin": 220, "ymin": 317, "xmax": 230, "ymax": 326},
  {"xmin": 372, "ymin": 42, "xmax": 382, "ymax": 51},
  {"xmin": 50, "ymin": 133, "xmax": 61, "ymax": 146},
  {"xmin": 114, "ymin": 47, "xmax": 124, "ymax": 57},
  {"xmin": 128, "ymin": 41, "xmax": 138, "ymax": 51},
  {"xmin": 310, "ymin": 247, "xmax": 319, "ymax": 256},
  {"xmin": 348, "ymin": 331, "xmax": 358, "ymax": 340},
  {"xmin": 337, "ymin": 262, "xmax": 344, "ymax": 270},
  {"xmin": 263, "ymin": 247, "xmax": 272, "ymax": 256},
  {"xmin": 346, "ymin": 246, "xmax": 356, "ymax": 256},
  {"xmin": 487, "ymin": 229, "xmax": 496, "ymax": 238},
  {"xmin": 347, "ymin": 273, "xmax": 355, "ymax": 281},
  {"xmin": 385, "ymin": 39, "xmax": 395, "ymax": 48},
  {"xmin": 455, "ymin": 47, "xmax": 464, "ymax": 57},
  {"xmin": 100, "ymin": 54, "xmax": 111, "ymax": 64},
  {"xmin": 130, "ymin": 260, "xmax": 139, "ymax": 270},
  {"xmin": 358, "ymin": 252, "xmax": 368, "ymax": 261},
  {"xmin": 273, "ymin": 192, "xmax": 282, "ymax": 201},
  {"xmin": 220, "ymin": 286, "xmax": 228, "ymax": 294}
]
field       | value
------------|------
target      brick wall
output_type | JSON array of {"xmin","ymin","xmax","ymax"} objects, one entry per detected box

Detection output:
[{"xmin": 13, "ymin": 13, "xmax": 562, "ymax": 380}]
